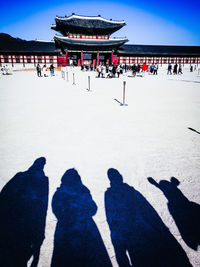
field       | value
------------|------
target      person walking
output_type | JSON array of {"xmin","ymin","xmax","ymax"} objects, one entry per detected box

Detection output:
[
  {"xmin": 112, "ymin": 65, "xmax": 117, "ymax": 77},
  {"xmin": 153, "ymin": 64, "xmax": 158, "ymax": 75},
  {"xmin": 116, "ymin": 65, "xmax": 120, "ymax": 78},
  {"xmin": 141, "ymin": 62, "xmax": 148, "ymax": 76},
  {"xmin": 137, "ymin": 64, "xmax": 141, "ymax": 73},
  {"xmin": 173, "ymin": 64, "xmax": 178, "ymax": 75},
  {"xmin": 50, "ymin": 64, "xmax": 55, "ymax": 76},
  {"xmin": 107, "ymin": 65, "xmax": 113, "ymax": 78},
  {"xmin": 150, "ymin": 64, "xmax": 154, "ymax": 74},
  {"xmin": 132, "ymin": 64, "xmax": 137, "ymax": 77},
  {"xmin": 36, "ymin": 64, "xmax": 41, "ymax": 77},
  {"xmin": 96, "ymin": 64, "xmax": 101, "ymax": 78},
  {"xmin": 178, "ymin": 64, "xmax": 183, "ymax": 75},
  {"xmin": 101, "ymin": 64, "xmax": 106, "ymax": 78},
  {"xmin": 167, "ymin": 64, "xmax": 172, "ymax": 75},
  {"xmin": 42, "ymin": 65, "xmax": 48, "ymax": 77}
]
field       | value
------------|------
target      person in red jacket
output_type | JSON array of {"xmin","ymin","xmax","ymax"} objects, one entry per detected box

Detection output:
[{"xmin": 141, "ymin": 62, "xmax": 148, "ymax": 76}]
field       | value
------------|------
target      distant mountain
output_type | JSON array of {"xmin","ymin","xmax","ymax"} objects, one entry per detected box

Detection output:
[
  {"xmin": 0, "ymin": 33, "xmax": 58, "ymax": 52},
  {"xmin": 0, "ymin": 33, "xmax": 25, "ymax": 42}
]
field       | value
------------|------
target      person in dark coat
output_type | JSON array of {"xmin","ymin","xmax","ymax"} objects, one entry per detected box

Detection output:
[
  {"xmin": 167, "ymin": 64, "xmax": 172, "ymax": 75},
  {"xmin": 150, "ymin": 64, "xmax": 154, "ymax": 74},
  {"xmin": 36, "ymin": 64, "xmax": 42, "ymax": 77},
  {"xmin": 173, "ymin": 64, "xmax": 178, "ymax": 75},
  {"xmin": 105, "ymin": 168, "xmax": 192, "ymax": 267},
  {"xmin": 148, "ymin": 177, "xmax": 200, "ymax": 250},
  {"xmin": 153, "ymin": 64, "xmax": 158, "ymax": 75},
  {"xmin": 51, "ymin": 168, "xmax": 112, "ymax": 267},
  {"xmin": 132, "ymin": 64, "xmax": 137, "ymax": 77},
  {"xmin": 50, "ymin": 64, "xmax": 55, "ymax": 76},
  {"xmin": 112, "ymin": 65, "xmax": 117, "ymax": 77},
  {"xmin": 178, "ymin": 64, "xmax": 183, "ymax": 74},
  {"xmin": 0, "ymin": 157, "xmax": 49, "ymax": 267}
]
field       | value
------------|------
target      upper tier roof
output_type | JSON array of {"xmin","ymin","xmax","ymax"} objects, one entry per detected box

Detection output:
[{"xmin": 51, "ymin": 14, "xmax": 126, "ymax": 35}]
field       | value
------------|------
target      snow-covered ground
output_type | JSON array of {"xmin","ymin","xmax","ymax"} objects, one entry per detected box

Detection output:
[{"xmin": 0, "ymin": 67, "xmax": 200, "ymax": 266}]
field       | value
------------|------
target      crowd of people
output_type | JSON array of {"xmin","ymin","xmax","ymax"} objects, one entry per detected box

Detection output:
[
  {"xmin": 1, "ymin": 65, "xmax": 12, "ymax": 75},
  {"xmin": 79, "ymin": 62, "xmax": 196, "ymax": 78},
  {"xmin": 82, "ymin": 63, "xmax": 130, "ymax": 78},
  {"xmin": 1, "ymin": 62, "xmax": 199, "ymax": 77},
  {"xmin": 36, "ymin": 63, "xmax": 55, "ymax": 77},
  {"xmin": 167, "ymin": 63, "xmax": 183, "ymax": 75},
  {"xmin": 34, "ymin": 62, "xmax": 200, "ymax": 78}
]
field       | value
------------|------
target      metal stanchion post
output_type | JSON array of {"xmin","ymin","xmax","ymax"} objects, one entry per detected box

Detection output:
[
  {"xmin": 87, "ymin": 76, "xmax": 91, "ymax": 91},
  {"xmin": 120, "ymin": 81, "xmax": 128, "ymax": 106},
  {"xmin": 123, "ymin": 81, "xmax": 125, "ymax": 104},
  {"xmin": 72, "ymin": 73, "xmax": 76, "ymax": 85}
]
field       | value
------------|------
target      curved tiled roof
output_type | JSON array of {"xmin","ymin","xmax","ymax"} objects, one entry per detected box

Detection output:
[
  {"xmin": 118, "ymin": 44, "xmax": 200, "ymax": 56},
  {"xmin": 54, "ymin": 35, "xmax": 128, "ymax": 51},
  {"xmin": 52, "ymin": 14, "xmax": 126, "ymax": 35},
  {"xmin": 56, "ymin": 14, "xmax": 125, "ymax": 24},
  {"xmin": 1, "ymin": 33, "xmax": 200, "ymax": 56}
]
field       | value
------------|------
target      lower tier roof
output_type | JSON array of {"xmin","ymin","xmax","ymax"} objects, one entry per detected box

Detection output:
[
  {"xmin": 118, "ymin": 44, "xmax": 200, "ymax": 56},
  {"xmin": 54, "ymin": 35, "xmax": 128, "ymax": 51}
]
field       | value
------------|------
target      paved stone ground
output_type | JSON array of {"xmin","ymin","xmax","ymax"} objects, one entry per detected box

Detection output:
[{"xmin": 0, "ymin": 67, "xmax": 200, "ymax": 266}]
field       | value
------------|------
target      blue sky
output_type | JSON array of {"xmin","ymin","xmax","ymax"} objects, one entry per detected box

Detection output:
[{"xmin": 1, "ymin": 0, "xmax": 200, "ymax": 45}]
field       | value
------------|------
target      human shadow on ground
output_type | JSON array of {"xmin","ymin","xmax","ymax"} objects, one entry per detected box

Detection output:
[
  {"xmin": 148, "ymin": 177, "xmax": 200, "ymax": 250},
  {"xmin": 105, "ymin": 168, "xmax": 192, "ymax": 267},
  {"xmin": 51, "ymin": 168, "xmax": 112, "ymax": 267},
  {"xmin": 0, "ymin": 157, "xmax": 49, "ymax": 267}
]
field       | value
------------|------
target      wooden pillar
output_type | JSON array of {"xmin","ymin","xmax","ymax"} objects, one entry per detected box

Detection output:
[
  {"xmin": 65, "ymin": 51, "xmax": 68, "ymax": 66},
  {"xmin": 23, "ymin": 55, "xmax": 25, "ymax": 67},
  {"xmin": 81, "ymin": 50, "xmax": 83, "ymax": 64},
  {"xmin": 111, "ymin": 51, "xmax": 113, "ymax": 65},
  {"xmin": 11, "ymin": 55, "xmax": 14, "ymax": 67},
  {"xmin": 97, "ymin": 51, "xmax": 99, "ymax": 66}
]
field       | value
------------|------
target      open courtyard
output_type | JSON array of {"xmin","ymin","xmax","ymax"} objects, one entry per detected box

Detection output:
[{"xmin": 0, "ymin": 67, "xmax": 200, "ymax": 266}]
